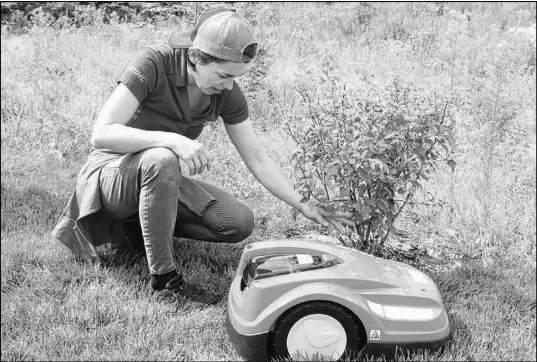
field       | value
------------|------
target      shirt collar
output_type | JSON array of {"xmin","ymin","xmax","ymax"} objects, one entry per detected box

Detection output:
[{"xmin": 174, "ymin": 48, "xmax": 189, "ymax": 87}]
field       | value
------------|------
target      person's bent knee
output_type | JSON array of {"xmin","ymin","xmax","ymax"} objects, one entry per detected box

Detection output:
[
  {"xmin": 226, "ymin": 205, "xmax": 255, "ymax": 243},
  {"xmin": 139, "ymin": 147, "xmax": 181, "ymax": 182},
  {"xmin": 140, "ymin": 147, "xmax": 180, "ymax": 170}
]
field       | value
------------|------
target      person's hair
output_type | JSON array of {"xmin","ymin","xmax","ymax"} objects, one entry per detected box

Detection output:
[{"xmin": 187, "ymin": 43, "xmax": 257, "ymax": 70}]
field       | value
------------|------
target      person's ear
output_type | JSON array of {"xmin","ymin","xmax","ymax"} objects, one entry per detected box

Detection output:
[{"xmin": 188, "ymin": 48, "xmax": 200, "ymax": 65}]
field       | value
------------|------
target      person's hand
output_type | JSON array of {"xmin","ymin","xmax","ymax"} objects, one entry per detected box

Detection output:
[
  {"xmin": 298, "ymin": 200, "xmax": 355, "ymax": 233},
  {"xmin": 168, "ymin": 134, "xmax": 212, "ymax": 176}
]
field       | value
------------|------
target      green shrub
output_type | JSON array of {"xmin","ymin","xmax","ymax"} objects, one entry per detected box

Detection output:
[
  {"xmin": 287, "ymin": 77, "xmax": 456, "ymax": 253},
  {"xmin": 239, "ymin": 44, "xmax": 272, "ymax": 96},
  {"xmin": 0, "ymin": 2, "xmax": 198, "ymax": 33}
]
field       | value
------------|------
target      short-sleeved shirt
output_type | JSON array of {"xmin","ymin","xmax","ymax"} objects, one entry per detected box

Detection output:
[
  {"xmin": 118, "ymin": 44, "xmax": 249, "ymax": 139},
  {"xmin": 51, "ymin": 45, "xmax": 249, "ymax": 265}
]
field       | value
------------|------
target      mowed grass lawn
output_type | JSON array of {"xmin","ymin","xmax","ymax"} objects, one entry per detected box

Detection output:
[
  {"xmin": 2, "ymin": 3, "xmax": 536, "ymax": 361},
  {"xmin": 2, "ymin": 152, "xmax": 535, "ymax": 361}
]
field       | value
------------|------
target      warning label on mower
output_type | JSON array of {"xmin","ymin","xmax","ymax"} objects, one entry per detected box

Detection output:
[{"xmin": 370, "ymin": 330, "xmax": 381, "ymax": 340}]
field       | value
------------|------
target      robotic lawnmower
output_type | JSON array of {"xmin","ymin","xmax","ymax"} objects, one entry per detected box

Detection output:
[{"xmin": 226, "ymin": 239, "xmax": 450, "ymax": 361}]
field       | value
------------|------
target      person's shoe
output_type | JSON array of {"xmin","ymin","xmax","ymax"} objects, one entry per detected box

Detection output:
[{"xmin": 150, "ymin": 270, "xmax": 185, "ymax": 293}]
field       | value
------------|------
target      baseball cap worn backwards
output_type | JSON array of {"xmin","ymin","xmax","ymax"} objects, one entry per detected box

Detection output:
[{"xmin": 169, "ymin": 8, "xmax": 257, "ymax": 62}]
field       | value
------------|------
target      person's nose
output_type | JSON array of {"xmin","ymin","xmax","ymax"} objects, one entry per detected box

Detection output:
[{"xmin": 223, "ymin": 78, "xmax": 233, "ymax": 90}]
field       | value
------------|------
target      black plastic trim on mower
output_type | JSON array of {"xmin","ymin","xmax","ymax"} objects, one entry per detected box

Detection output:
[
  {"xmin": 227, "ymin": 308, "xmax": 450, "ymax": 362},
  {"xmin": 365, "ymin": 335, "xmax": 450, "ymax": 360},
  {"xmin": 226, "ymin": 310, "xmax": 269, "ymax": 361}
]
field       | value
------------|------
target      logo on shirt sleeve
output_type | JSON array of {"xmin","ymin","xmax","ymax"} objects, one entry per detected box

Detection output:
[{"xmin": 128, "ymin": 66, "xmax": 147, "ymax": 83}]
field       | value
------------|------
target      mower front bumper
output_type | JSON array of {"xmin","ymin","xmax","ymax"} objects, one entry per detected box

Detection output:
[{"xmin": 226, "ymin": 309, "xmax": 269, "ymax": 362}]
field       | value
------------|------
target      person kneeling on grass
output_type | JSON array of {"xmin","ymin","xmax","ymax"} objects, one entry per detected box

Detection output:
[{"xmin": 52, "ymin": 7, "xmax": 353, "ymax": 293}]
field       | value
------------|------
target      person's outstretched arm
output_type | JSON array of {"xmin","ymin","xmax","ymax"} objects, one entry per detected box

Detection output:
[{"xmin": 225, "ymin": 119, "xmax": 353, "ymax": 231}]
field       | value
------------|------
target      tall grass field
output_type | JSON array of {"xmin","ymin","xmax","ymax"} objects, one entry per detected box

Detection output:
[{"xmin": 1, "ymin": 2, "xmax": 536, "ymax": 361}]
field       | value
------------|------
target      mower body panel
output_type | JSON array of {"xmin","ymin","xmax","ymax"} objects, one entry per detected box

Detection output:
[{"xmin": 226, "ymin": 239, "xmax": 450, "ymax": 361}]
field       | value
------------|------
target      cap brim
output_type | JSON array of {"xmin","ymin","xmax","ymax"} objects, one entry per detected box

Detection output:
[{"xmin": 168, "ymin": 31, "xmax": 193, "ymax": 49}]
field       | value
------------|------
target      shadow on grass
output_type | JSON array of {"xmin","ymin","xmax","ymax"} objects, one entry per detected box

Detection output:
[
  {"xmin": 1, "ymin": 182, "xmax": 67, "ymax": 235},
  {"xmin": 97, "ymin": 238, "xmax": 246, "ymax": 309},
  {"xmin": 434, "ymin": 258, "xmax": 536, "ymax": 317},
  {"xmin": 429, "ymin": 258, "xmax": 536, "ymax": 361}
]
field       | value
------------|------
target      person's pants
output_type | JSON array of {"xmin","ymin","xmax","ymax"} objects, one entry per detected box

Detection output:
[{"xmin": 98, "ymin": 147, "xmax": 255, "ymax": 274}]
